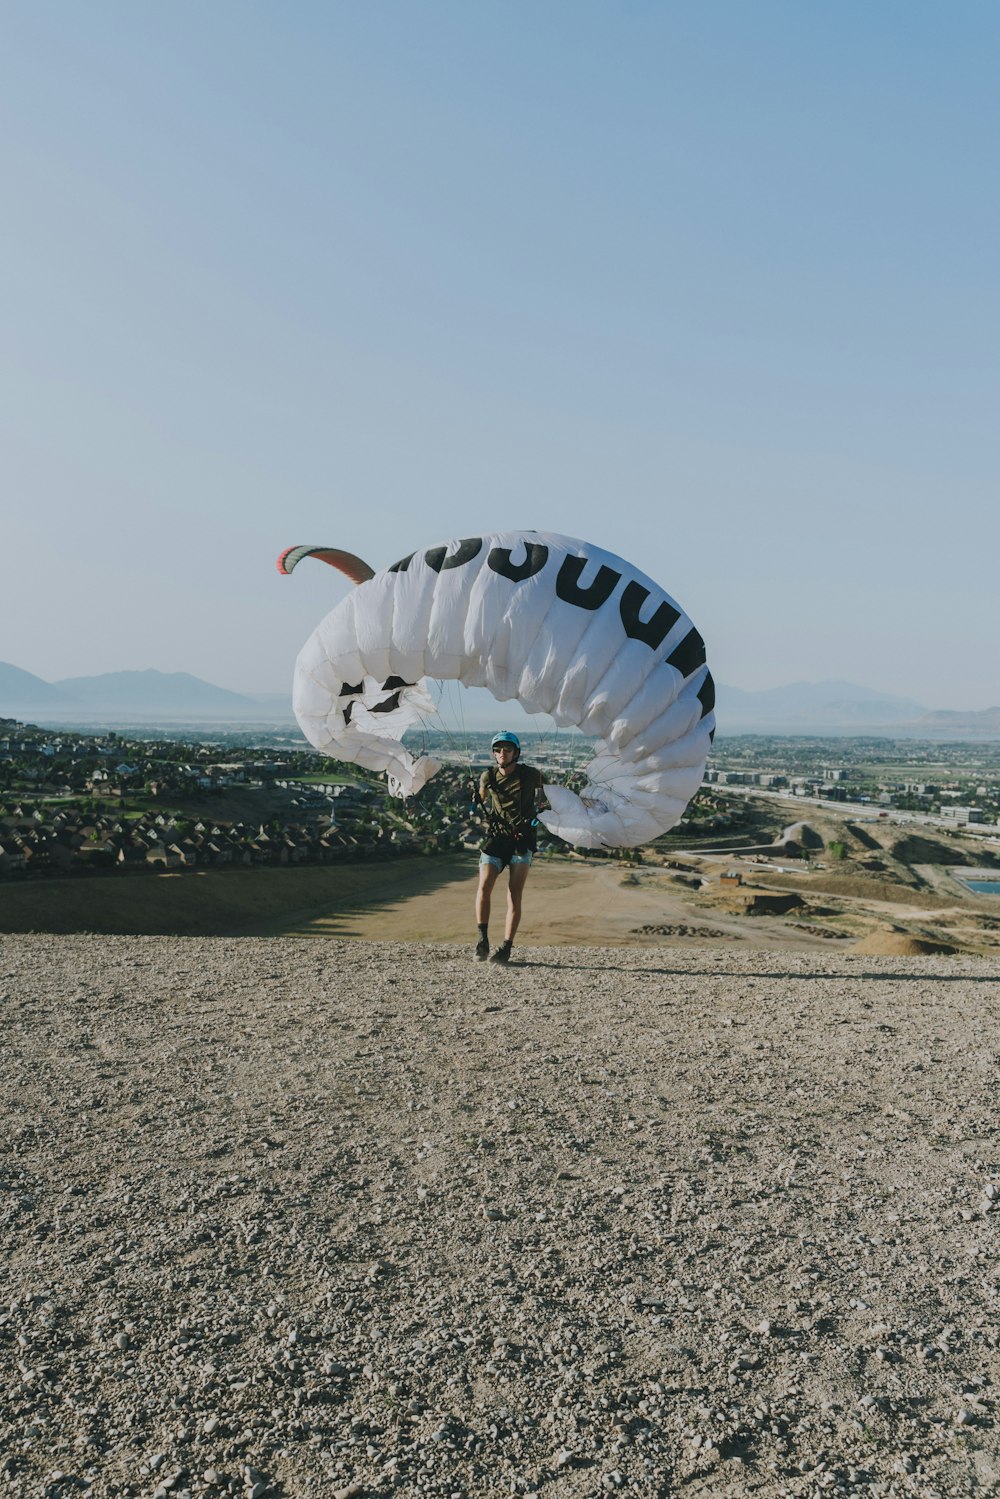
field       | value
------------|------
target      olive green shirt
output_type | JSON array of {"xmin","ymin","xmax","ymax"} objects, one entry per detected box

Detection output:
[{"xmin": 478, "ymin": 764, "xmax": 544, "ymax": 837}]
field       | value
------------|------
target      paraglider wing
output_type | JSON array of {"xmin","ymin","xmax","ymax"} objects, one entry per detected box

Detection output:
[
  {"xmin": 283, "ymin": 531, "xmax": 714, "ymax": 848},
  {"xmin": 277, "ymin": 545, "xmax": 375, "ymax": 584}
]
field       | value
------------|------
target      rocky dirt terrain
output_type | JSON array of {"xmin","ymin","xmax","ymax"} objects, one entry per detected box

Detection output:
[{"xmin": 3, "ymin": 935, "xmax": 1000, "ymax": 1498}]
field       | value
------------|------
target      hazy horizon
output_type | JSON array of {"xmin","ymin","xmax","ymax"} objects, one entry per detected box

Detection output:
[
  {"xmin": 5, "ymin": 659, "xmax": 998, "ymax": 736},
  {"xmin": 3, "ymin": 3, "xmax": 998, "ymax": 709}
]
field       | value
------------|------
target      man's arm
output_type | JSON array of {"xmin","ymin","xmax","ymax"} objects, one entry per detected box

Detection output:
[{"xmin": 469, "ymin": 770, "xmax": 492, "ymax": 828}]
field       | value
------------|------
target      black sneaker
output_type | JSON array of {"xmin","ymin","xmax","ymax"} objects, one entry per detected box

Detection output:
[
  {"xmin": 489, "ymin": 944, "xmax": 511, "ymax": 965},
  {"xmin": 474, "ymin": 938, "xmax": 490, "ymax": 961}
]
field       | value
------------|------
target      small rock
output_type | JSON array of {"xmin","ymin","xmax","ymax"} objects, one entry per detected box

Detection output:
[
  {"xmin": 203, "ymin": 1417, "xmax": 220, "ymax": 1435},
  {"xmin": 957, "ymin": 1409, "xmax": 975, "ymax": 1426},
  {"xmin": 114, "ymin": 1332, "xmax": 130, "ymax": 1351}
]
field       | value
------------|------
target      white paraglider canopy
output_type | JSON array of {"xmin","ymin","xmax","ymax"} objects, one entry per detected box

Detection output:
[{"xmin": 280, "ymin": 531, "xmax": 714, "ymax": 848}]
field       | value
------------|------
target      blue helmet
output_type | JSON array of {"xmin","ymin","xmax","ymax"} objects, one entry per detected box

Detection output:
[{"xmin": 491, "ymin": 730, "xmax": 521, "ymax": 753}]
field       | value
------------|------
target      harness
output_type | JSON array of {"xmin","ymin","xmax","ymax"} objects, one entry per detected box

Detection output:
[{"xmin": 474, "ymin": 766, "xmax": 540, "ymax": 846}]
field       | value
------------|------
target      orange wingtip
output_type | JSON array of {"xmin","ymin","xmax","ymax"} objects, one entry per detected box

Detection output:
[{"xmin": 277, "ymin": 546, "xmax": 375, "ymax": 583}]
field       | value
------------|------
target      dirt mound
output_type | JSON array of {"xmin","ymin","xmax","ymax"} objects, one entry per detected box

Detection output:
[
  {"xmin": 780, "ymin": 821, "xmax": 824, "ymax": 849},
  {"xmin": 631, "ymin": 923, "xmax": 728, "ymax": 937},
  {"xmin": 740, "ymin": 891, "xmax": 805, "ymax": 916},
  {"xmin": 764, "ymin": 871, "xmax": 944, "ymax": 907},
  {"xmin": 843, "ymin": 821, "xmax": 883, "ymax": 851},
  {"xmin": 891, "ymin": 834, "xmax": 973, "ymax": 866},
  {"xmin": 850, "ymin": 930, "xmax": 956, "ymax": 956}
]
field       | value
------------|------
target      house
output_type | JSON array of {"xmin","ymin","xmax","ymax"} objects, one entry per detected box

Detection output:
[
  {"xmin": 0, "ymin": 839, "xmax": 27, "ymax": 875},
  {"xmin": 117, "ymin": 846, "xmax": 148, "ymax": 870}
]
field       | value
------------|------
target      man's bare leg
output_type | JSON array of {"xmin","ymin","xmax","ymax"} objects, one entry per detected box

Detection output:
[
  {"xmin": 475, "ymin": 863, "xmax": 499, "ymax": 958},
  {"xmin": 477, "ymin": 862, "xmax": 499, "ymax": 926},
  {"xmin": 505, "ymin": 862, "xmax": 530, "ymax": 943},
  {"xmin": 489, "ymin": 862, "xmax": 530, "ymax": 963}
]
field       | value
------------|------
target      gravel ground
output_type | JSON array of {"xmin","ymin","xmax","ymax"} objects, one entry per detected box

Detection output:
[{"xmin": 3, "ymin": 935, "xmax": 1000, "ymax": 1499}]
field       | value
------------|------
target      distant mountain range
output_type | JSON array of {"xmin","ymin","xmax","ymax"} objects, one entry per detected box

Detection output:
[
  {"xmin": 1, "ymin": 661, "xmax": 998, "ymax": 738},
  {"xmin": 716, "ymin": 680, "xmax": 928, "ymax": 729},
  {"xmin": 0, "ymin": 662, "xmax": 291, "ymax": 722},
  {"xmin": 715, "ymin": 683, "xmax": 1000, "ymax": 736}
]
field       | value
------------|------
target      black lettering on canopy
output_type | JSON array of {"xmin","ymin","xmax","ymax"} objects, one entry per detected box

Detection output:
[
  {"xmin": 339, "ymin": 682, "xmax": 364, "ymax": 696},
  {"xmin": 556, "ymin": 555, "xmax": 621, "ymax": 610},
  {"xmin": 370, "ymin": 692, "xmax": 402, "ymax": 714},
  {"xmin": 424, "ymin": 537, "xmax": 483, "ymax": 573},
  {"xmin": 667, "ymin": 628, "xmax": 707, "ymax": 679},
  {"xmin": 382, "ymin": 676, "xmax": 414, "ymax": 690},
  {"xmin": 619, "ymin": 582, "xmax": 681, "ymax": 650},
  {"xmin": 487, "ymin": 541, "xmax": 549, "ymax": 583},
  {"xmin": 388, "ymin": 553, "xmax": 415, "ymax": 573},
  {"xmin": 698, "ymin": 670, "xmax": 715, "ymax": 718}
]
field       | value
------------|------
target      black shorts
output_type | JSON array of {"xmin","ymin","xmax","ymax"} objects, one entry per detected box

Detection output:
[{"xmin": 481, "ymin": 834, "xmax": 536, "ymax": 871}]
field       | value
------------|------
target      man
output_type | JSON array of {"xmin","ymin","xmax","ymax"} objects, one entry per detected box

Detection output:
[{"xmin": 472, "ymin": 730, "xmax": 545, "ymax": 964}]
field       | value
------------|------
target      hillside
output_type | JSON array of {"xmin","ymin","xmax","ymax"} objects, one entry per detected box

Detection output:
[
  {"xmin": 3, "ymin": 934, "xmax": 1000, "ymax": 1498},
  {"xmin": 0, "ymin": 660, "xmax": 78, "ymax": 710}
]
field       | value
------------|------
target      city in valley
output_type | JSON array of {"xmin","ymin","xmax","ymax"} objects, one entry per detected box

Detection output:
[{"xmin": 2, "ymin": 718, "xmax": 999, "ymax": 955}]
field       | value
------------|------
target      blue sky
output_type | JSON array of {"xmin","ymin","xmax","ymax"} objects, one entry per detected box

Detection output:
[{"xmin": 2, "ymin": 1, "xmax": 998, "ymax": 709}]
